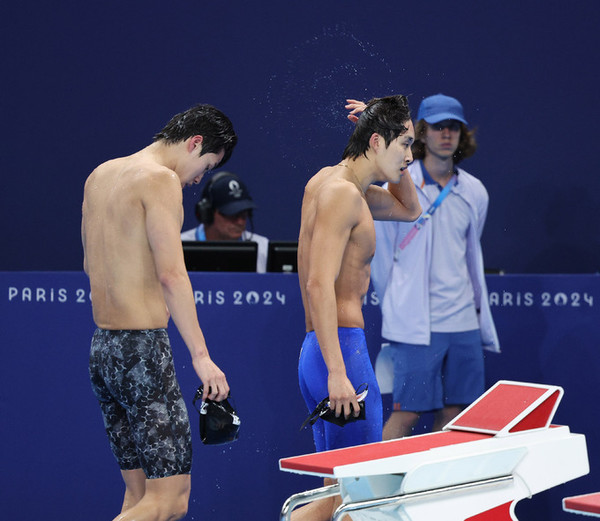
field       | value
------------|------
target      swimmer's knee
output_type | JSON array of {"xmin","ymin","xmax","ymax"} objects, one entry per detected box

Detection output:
[
  {"xmin": 162, "ymin": 497, "xmax": 188, "ymax": 521},
  {"xmin": 137, "ymin": 493, "xmax": 188, "ymax": 521},
  {"xmin": 176, "ymin": 499, "xmax": 189, "ymax": 520},
  {"xmin": 148, "ymin": 474, "xmax": 190, "ymax": 521},
  {"xmin": 121, "ymin": 468, "xmax": 147, "ymax": 508},
  {"xmin": 172, "ymin": 486, "xmax": 191, "ymax": 520}
]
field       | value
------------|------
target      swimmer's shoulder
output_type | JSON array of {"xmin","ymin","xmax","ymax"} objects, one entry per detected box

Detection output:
[
  {"xmin": 313, "ymin": 167, "xmax": 363, "ymax": 208},
  {"xmin": 305, "ymin": 164, "xmax": 356, "ymax": 195},
  {"xmin": 91, "ymin": 153, "xmax": 179, "ymax": 190},
  {"xmin": 84, "ymin": 156, "xmax": 130, "ymax": 191}
]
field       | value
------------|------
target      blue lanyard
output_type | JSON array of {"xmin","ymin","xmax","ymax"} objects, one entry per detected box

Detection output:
[{"xmin": 398, "ymin": 174, "xmax": 457, "ymax": 251}]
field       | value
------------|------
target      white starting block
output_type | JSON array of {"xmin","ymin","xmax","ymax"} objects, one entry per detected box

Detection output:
[{"xmin": 280, "ymin": 381, "xmax": 589, "ymax": 521}]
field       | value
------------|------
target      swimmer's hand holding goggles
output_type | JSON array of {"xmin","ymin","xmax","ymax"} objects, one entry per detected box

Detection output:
[
  {"xmin": 300, "ymin": 383, "xmax": 368, "ymax": 430},
  {"xmin": 193, "ymin": 385, "xmax": 241, "ymax": 445}
]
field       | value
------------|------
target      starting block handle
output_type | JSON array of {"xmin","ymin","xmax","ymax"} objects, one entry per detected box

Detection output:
[
  {"xmin": 280, "ymin": 483, "xmax": 340, "ymax": 521},
  {"xmin": 332, "ymin": 475, "xmax": 513, "ymax": 521}
]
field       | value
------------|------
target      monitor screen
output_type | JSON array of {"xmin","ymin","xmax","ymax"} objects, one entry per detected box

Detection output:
[
  {"xmin": 267, "ymin": 241, "xmax": 298, "ymax": 273},
  {"xmin": 182, "ymin": 241, "xmax": 258, "ymax": 272}
]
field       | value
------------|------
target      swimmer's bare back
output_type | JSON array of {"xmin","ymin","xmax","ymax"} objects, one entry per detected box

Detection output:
[{"xmin": 82, "ymin": 151, "xmax": 182, "ymax": 330}]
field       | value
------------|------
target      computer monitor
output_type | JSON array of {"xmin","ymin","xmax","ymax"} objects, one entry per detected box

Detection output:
[
  {"xmin": 182, "ymin": 241, "xmax": 258, "ymax": 272},
  {"xmin": 267, "ymin": 241, "xmax": 298, "ymax": 273}
]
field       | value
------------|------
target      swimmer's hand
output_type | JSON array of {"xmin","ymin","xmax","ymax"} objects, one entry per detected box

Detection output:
[
  {"xmin": 345, "ymin": 99, "xmax": 367, "ymax": 123},
  {"xmin": 193, "ymin": 355, "xmax": 230, "ymax": 402},
  {"xmin": 327, "ymin": 372, "xmax": 361, "ymax": 420}
]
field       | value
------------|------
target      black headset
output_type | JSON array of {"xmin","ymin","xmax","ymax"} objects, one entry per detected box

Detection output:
[
  {"xmin": 195, "ymin": 172, "xmax": 254, "ymax": 228},
  {"xmin": 195, "ymin": 171, "xmax": 233, "ymax": 225}
]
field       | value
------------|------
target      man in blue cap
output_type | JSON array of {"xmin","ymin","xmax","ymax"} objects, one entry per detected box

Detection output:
[{"xmin": 350, "ymin": 93, "xmax": 500, "ymax": 439}]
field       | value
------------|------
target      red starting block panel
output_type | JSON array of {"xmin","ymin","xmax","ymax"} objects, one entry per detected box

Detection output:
[
  {"xmin": 446, "ymin": 380, "xmax": 563, "ymax": 436},
  {"xmin": 280, "ymin": 430, "xmax": 490, "ymax": 476},
  {"xmin": 564, "ymin": 492, "xmax": 600, "ymax": 517}
]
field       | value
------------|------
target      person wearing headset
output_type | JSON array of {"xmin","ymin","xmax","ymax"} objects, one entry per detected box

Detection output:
[{"xmin": 181, "ymin": 171, "xmax": 269, "ymax": 272}]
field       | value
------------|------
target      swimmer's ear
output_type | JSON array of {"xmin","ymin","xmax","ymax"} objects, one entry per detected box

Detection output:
[
  {"xmin": 369, "ymin": 132, "xmax": 383, "ymax": 152},
  {"xmin": 188, "ymin": 135, "xmax": 204, "ymax": 152}
]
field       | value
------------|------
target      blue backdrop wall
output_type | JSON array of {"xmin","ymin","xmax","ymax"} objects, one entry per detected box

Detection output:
[
  {"xmin": 1, "ymin": 1, "xmax": 599, "ymax": 273},
  {"xmin": 1, "ymin": 2, "xmax": 600, "ymax": 520},
  {"xmin": 2, "ymin": 272, "xmax": 599, "ymax": 521}
]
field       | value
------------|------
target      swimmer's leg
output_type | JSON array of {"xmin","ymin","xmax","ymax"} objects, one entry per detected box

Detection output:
[
  {"xmin": 120, "ymin": 469, "xmax": 146, "ymax": 512},
  {"xmin": 433, "ymin": 405, "xmax": 464, "ymax": 431},
  {"xmin": 113, "ymin": 473, "xmax": 191, "ymax": 521},
  {"xmin": 382, "ymin": 410, "xmax": 420, "ymax": 440},
  {"xmin": 290, "ymin": 477, "xmax": 352, "ymax": 521}
]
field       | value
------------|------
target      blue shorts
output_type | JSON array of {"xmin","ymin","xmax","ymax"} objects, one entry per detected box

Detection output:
[
  {"xmin": 379, "ymin": 330, "xmax": 484, "ymax": 413},
  {"xmin": 298, "ymin": 328, "xmax": 382, "ymax": 452}
]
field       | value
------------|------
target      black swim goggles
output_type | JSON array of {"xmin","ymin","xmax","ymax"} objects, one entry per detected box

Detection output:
[{"xmin": 300, "ymin": 383, "xmax": 368, "ymax": 430}]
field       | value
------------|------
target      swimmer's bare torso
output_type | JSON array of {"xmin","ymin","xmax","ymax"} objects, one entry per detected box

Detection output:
[{"xmin": 298, "ymin": 165, "xmax": 374, "ymax": 333}]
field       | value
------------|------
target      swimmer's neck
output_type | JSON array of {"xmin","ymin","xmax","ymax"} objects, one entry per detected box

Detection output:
[
  {"xmin": 136, "ymin": 141, "xmax": 178, "ymax": 171},
  {"xmin": 338, "ymin": 156, "xmax": 377, "ymax": 193}
]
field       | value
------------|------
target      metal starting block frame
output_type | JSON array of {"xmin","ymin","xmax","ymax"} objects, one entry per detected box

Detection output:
[{"xmin": 279, "ymin": 381, "xmax": 590, "ymax": 521}]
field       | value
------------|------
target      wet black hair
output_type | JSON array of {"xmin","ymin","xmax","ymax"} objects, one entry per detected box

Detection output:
[
  {"xmin": 342, "ymin": 95, "xmax": 411, "ymax": 160},
  {"xmin": 153, "ymin": 104, "xmax": 238, "ymax": 167}
]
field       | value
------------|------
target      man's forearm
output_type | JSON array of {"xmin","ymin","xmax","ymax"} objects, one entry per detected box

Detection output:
[
  {"xmin": 160, "ymin": 270, "xmax": 209, "ymax": 360},
  {"xmin": 307, "ymin": 281, "xmax": 346, "ymax": 375},
  {"xmin": 389, "ymin": 173, "xmax": 421, "ymax": 219}
]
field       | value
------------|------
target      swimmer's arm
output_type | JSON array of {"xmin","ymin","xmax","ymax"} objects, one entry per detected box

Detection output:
[
  {"xmin": 366, "ymin": 174, "xmax": 421, "ymax": 222},
  {"xmin": 81, "ymin": 210, "xmax": 88, "ymax": 275},
  {"xmin": 306, "ymin": 184, "xmax": 361, "ymax": 418},
  {"xmin": 81, "ymin": 181, "xmax": 90, "ymax": 276},
  {"xmin": 144, "ymin": 170, "xmax": 229, "ymax": 401}
]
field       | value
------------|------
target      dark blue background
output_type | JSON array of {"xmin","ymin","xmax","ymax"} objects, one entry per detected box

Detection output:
[
  {"xmin": 1, "ymin": 272, "xmax": 599, "ymax": 521},
  {"xmin": 1, "ymin": 1, "xmax": 599, "ymax": 272}
]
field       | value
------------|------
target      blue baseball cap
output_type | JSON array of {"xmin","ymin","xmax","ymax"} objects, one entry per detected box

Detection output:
[
  {"xmin": 206, "ymin": 172, "xmax": 257, "ymax": 215},
  {"xmin": 417, "ymin": 94, "xmax": 468, "ymax": 125}
]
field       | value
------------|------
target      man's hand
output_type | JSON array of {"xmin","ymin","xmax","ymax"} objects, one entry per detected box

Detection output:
[
  {"xmin": 345, "ymin": 99, "xmax": 367, "ymax": 123},
  {"xmin": 327, "ymin": 372, "xmax": 360, "ymax": 419},
  {"xmin": 193, "ymin": 355, "xmax": 230, "ymax": 401}
]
